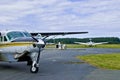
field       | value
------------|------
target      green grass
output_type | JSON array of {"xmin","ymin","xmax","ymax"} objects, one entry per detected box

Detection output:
[
  {"xmin": 95, "ymin": 44, "xmax": 120, "ymax": 48},
  {"xmin": 76, "ymin": 53, "xmax": 120, "ymax": 70},
  {"xmin": 46, "ymin": 44, "xmax": 120, "ymax": 48},
  {"xmin": 45, "ymin": 44, "xmax": 86, "ymax": 48},
  {"xmin": 45, "ymin": 44, "xmax": 56, "ymax": 48}
]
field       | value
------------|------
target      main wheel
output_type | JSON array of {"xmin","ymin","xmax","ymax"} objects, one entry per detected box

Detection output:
[{"xmin": 30, "ymin": 66, "xmax": 39, "ymax": 73}]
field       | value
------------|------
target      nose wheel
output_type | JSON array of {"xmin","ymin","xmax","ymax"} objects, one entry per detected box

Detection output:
[
  {"xmin": 30, "ymin": 48, "xmax": 41, "ymax": 73},
  {"xmin": 30, "ymin": 63, "xmax": 39, "ymax": 73}
]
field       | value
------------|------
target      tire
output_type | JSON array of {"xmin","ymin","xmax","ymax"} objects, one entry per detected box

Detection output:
[{"xmin": 30, "ymin": 66, "xmax": 39, "ymax": 73}]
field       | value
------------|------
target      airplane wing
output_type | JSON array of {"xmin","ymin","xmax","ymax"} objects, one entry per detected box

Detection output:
[
  {"xmin": 30, "ymin": 32, "xmax": 88, "ymax": 36},
  {"xmin": 94, "ymin": 42, "xmax": 108, "ymax": 45},
  {"xmin": 74, "ymin": 42, "xmax": 88, "ymax": 45}
]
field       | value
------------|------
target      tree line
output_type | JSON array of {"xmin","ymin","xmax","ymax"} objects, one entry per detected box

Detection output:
[{"xmin": 47, "ymin": 37, "xmax": 120, "ymax": 44}]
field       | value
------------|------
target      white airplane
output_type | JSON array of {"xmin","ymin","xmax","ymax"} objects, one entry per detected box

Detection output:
[
  {"xmin": 74, "ymin": 39, "xmax": 108, "ymax": 47},
  {"xmin": 0, "ymin": 30, "xmax": 88, "ymax": 73}
]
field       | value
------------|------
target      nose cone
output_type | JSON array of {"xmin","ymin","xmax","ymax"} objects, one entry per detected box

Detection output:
[
  {"xmin": 35, "ymin": 39, "xmax": 45, "ymax": 48},
  {"xmin": 38, "ymin": 39, "xmax": 45, "ymax": 45}
]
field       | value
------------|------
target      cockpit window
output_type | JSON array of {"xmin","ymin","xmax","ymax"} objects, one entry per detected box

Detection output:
[
  {"xmin": 6, "ymin": 31, "xmax": 32, "ymax": 41},
  {"xmin": 23, "ymin": 32, "xmax": 31, "ymax": 37},
  {"xmin": 7, "ymin": 31, "xmax": 24, "ymax": 41}
]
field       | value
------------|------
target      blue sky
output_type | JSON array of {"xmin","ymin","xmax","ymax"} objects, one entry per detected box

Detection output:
[{"xmin": 0, "ymin": 0, "xmax": 120, "ymax": 38}]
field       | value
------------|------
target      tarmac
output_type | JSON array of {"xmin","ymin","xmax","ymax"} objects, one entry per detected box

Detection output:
[{"xmin": 0, "ymin": 48, "xmax": 120, "ymax": 80}]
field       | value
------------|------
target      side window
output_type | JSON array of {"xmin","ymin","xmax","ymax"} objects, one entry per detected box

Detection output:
[
  {"xmin": 0, "ymin": 36, "xmax": 7, "ymax": 42},
  {"xmin": 4, "ymin": 36, "xmax": 7, "ymax": 42},
  {"xmin": 0, "ymin": 36, "xmax": 2, "ymax": 42},
  {"xmin": 0, "ymin": 36, "xmax": 3, "ymax": 42}
]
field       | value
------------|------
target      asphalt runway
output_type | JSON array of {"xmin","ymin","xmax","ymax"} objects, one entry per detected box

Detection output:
[{"xmin": 0, "ymin": 48, "xmax": 120, "ymax": 80}]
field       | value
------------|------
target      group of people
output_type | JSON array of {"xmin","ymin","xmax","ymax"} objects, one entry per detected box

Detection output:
[{"xmin": 56, "ymin": 42, "xmax": 66, "ymax": 50}]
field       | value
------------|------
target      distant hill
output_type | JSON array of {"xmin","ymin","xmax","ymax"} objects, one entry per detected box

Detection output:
[{"xmin": 47, "ymin": 37, "xmax": 120, "ymax": 44}]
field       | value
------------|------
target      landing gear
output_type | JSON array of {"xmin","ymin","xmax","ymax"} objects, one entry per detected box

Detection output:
[
  {"xmin": 30, "ymin": 66, "xmax": 39, "ymax": 73},
  {"xmin": 30, "ymin": 48, "xmax": 42, "ymax": 73},
  {"xmin": 30, "ymin": 62, "xmax": 39, "ymax": 73}
]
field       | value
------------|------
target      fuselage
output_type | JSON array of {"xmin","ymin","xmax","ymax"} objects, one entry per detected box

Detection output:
[
  {"xmin": 87, "ymin": 41, "xmax": 94, "ymax": 46},
  {"xmin": 0, "ymin": 31, "xmax": 44, "ymax": 62}
]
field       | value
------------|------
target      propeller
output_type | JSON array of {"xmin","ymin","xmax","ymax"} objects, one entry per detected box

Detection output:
[{"xmin": 30, "ymin": 37, "xmax": 45, "ymax": 73}]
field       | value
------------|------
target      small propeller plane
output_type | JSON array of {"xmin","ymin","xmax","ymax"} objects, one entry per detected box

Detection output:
[
  {"xmin": 74, "ymin": 38, "xmax": 108, "ymax": 47},
  {"xmin": 0, "ymin": 30, "xmax": 88, "ymax": 73}
]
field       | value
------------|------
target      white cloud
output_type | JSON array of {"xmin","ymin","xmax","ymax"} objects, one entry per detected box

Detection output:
[{"xmin": 0, "ymin": 0, "xmax": 120, "ymax": 38}]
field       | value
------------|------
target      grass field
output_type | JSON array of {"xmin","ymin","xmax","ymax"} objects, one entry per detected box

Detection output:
[
  {"xmin": 46, "ymin": 44, "xmax": 120, "ymax": 70},
  {"xmin": 76, "ymin": 53, "xmax": 120, "ymax": 70},
  {"xmin": 46, "ymin": 44, "xmax": 120, "ymax": 48}
]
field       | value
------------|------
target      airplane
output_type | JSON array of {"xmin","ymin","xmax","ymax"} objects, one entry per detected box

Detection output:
[
  {"xmin": 0, "ymin": 30, "xmax": 88, "ymax": 73},
  {"xmin": 74, "ymin": 38, "xmax": 108, "ymax": 47}
]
